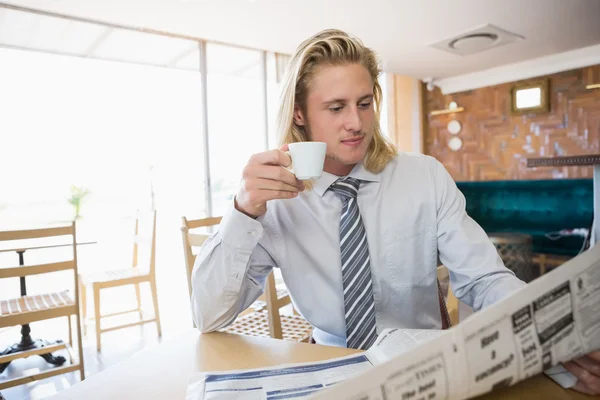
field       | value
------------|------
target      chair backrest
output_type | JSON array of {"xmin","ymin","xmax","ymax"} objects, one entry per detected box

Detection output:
[
  {"xmin": 181, "ymin": 216, "xmax": 222, "ymax": 297},
  {"xmin": 181, "ymin": 216, "xmax": 292, "ymax": 338},
  {"xmin": 0, "ymin": 223, "xmax": 79, "ymax": 289},
  {"xmin": 132, "ymin": 210, "xmax": 157, "ymax": 276},
  {"xmin": 436, "ymin": 265, "xmax": 459, "ymax": 327}
]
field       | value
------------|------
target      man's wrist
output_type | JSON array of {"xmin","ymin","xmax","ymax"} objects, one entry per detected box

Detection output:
[{"xmin": 234, "ymin": 197, "xmax": 259, "ymax": 219}]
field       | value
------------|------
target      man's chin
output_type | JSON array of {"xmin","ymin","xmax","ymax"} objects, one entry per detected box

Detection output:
[{"xmin": 328, "ymin": 153, "xmax": 365, "ymax": 166}]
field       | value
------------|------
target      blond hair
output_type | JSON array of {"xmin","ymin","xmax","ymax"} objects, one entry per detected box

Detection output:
[{"xmin": 277, "ymin": 29, "xmax": 397, "ymax": 174}]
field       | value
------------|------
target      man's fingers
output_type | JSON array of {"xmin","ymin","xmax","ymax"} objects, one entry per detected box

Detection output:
[
  {"xmin": 244, "ymin": 165, "xmax": 303, "ymax": 189},
  {"xmin": 261, "ymin": 166, "xmax": 303, "ymax": 188},
  {"xmin": 575, "ymin": 355, "xmax": 600, "ymax": 379},
  {"xmin": 252, "ymin": 178, "xmax": 303, "ymax": 193},
  {"xmin": 237, "ymin": 148, "xmax": 301, "ymax": 218},
  {"xmin": 255, "ymin": 189, "xmax": 299, "ymax": 203},
  {"xmin": 564, "ymin": 361, "xmax": 600, "ymax": 395},
  {"xmin": 585, "ymin": 351, "xmax": 600, "ymax": 363},
  {"xmin": 572, "ymin": 380, "xmax": 598, "ymax": 396},
  {"xmin": 249, "ymin": 149, "xmax": 291, "ymax": 167}
]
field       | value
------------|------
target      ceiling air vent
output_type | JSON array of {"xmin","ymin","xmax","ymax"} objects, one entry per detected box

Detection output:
[{"xmin": 430, "ymin": 24, "xmax": 524, "ymax": 56}]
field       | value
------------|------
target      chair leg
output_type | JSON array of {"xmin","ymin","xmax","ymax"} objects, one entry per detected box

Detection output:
[
  {"xmin": 68, "ymin": 315, "xmax": 73, "ymax": 347},
  {"xmin": 150, "ymin": 279, "xmax": 162, "ymax": 337},
  {"xmin": 134, "ymin": 283, "xmax": 143, "ymax": 320},
  {"xmin": 94, "ymin": 285, "xmax": 102, "ymax": 352},
  {"xmin": 80, "ymin": 280, "xmax": 87, "ymax": 336},
  {"xmin": 74, "ymin": 313, "xmax": 86, "ymax": 382}
]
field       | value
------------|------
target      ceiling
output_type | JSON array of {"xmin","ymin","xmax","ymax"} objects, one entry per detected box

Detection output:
[{"xmin": 1, "ymin": 0, "xmax": 600, "ymax": 80}]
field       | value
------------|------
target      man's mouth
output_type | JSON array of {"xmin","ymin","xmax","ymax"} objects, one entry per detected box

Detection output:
[
  {"xmin": 341, "ymin": 136, "xmax": 364, "ymax": 147},
  {"xmin": 342, "ymin": 136, "xmax": 364, "ymax": 144}
]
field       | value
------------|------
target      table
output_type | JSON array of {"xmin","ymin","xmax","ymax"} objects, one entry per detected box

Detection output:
[
  {"xmin": 51, "ymin": 330, "xmax": 591, "ymax": 400},
  {"xmin": 0, "ymin": 241, "xmax": 95, "ymax": 373},
  {"xmin": 527, "ymin": 154, "xmax": 599, "ymax": 246}
]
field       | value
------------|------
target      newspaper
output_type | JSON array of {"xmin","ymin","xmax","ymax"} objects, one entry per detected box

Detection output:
[
  {"xmin": 186, "ymin": 329, "xmax": 444, "ymax": 399},
  {"xmin": 309, "ymin": 243, "xmax": 600, "ymax": 400}
]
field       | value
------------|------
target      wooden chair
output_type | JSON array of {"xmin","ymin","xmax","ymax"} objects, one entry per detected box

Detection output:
[
  {"xmin": 181, "ymin": 216, "xmax": 312, "ymax": 342},
  {"xmin": 0, "ymin": 223, "xmax": 85, "ymax": 390},
  {"xmin": 181, "ymin": 216, "xmax": 271, "ymax": 318},
  {"xmin": 181, "ymin": 216, "xmax": 222, "ymax": 300},
  {"xmin": 79, "ymin": 211, "xmax": 161, "ymax": 352},
  {"xmin": 437, "ymin": 265, "xmax": 459, "ymax": 327}
]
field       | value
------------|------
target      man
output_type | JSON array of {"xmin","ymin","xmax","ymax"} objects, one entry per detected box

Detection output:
[{"xmin": 192, "ymin": 29, "xmax": 600, "ymax": 395}]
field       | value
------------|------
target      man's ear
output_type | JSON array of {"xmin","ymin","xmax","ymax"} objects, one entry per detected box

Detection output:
[{"xmin": 293, "ymin": 104, "xmax": 306, "ymax": 126}]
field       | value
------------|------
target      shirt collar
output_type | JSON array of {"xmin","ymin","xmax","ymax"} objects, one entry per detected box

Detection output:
[{"xmin": 312, "ymin": 163, "xmax": 380, "ymax": 197}]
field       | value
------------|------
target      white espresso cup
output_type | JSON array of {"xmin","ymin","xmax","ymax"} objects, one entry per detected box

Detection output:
[{"xmin": 286, "ymin": 141, "xmax": 327, "ymax": 180}]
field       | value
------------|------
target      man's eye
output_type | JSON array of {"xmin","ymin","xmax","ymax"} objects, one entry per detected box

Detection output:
[
  {"xmin": 359, "ymin": 102, "xmax": 372, "ymax": 109},
  {"xmin": 329, "ymin": 106, "xmax": 343, "ymax": 113}
]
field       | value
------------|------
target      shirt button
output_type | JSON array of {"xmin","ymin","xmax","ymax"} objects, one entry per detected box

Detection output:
[{"xmin": 249, "ymin": 231, "xmax": 258, "ymax": 237}]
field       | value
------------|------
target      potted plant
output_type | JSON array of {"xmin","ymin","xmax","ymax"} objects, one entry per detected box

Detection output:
[{"xmin": 67, "ymin": 185, "xmax": 91, "ymax": 221}]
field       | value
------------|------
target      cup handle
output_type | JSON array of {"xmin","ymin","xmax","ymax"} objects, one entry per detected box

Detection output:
[{"xmin": 284, "ymin": 151, "xmax": 295, "ymax": 175}]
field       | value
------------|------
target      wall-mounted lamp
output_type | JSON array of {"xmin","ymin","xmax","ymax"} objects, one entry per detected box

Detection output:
[{"xmin": 510, "ymin": 79, "xmax": 549, "ymax": 115}]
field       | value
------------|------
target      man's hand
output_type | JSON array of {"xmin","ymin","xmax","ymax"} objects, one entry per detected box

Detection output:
[
  {"xmin": 235, "ymin": 145, "xmax": 304, "ymax": 218},
  {"xmin": 564, "ymin": 351, "xmax": 600, "ymax": 395}
]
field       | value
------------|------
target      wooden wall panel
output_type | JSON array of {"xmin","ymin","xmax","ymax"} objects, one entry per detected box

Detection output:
[
  {"xmin": 423, "ymin": 65, "xmax": 600, "ymax": 181},
  {"xmin": 387, "ymin": 74, "xmax": 422, "ymax": 153}
]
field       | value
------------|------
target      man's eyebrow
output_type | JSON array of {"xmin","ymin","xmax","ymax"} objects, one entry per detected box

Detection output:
[{"xmin": 322, "ymin": 94, "xmax": 374, "ymax": 105}]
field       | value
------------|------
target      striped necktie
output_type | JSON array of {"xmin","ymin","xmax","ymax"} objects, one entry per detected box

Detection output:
[{"xmin": 329, "ymin": 177, "xmax": 378, "ymax": 350}]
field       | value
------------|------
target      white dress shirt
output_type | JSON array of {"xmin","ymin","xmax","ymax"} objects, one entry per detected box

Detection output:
[{"xmin": 191, "ymin": 152, "xmax": 526, "ymax": 347}]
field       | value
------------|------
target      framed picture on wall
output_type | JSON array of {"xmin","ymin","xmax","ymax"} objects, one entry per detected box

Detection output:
[{"xmin": 510, "ymin": 79, "xmax": 550, "ymax": 115}]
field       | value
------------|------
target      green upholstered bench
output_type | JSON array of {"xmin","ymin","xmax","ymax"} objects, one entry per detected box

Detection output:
[{"xmin": 456, "ymin": 179, "xmax": 593, "ymax": 257}]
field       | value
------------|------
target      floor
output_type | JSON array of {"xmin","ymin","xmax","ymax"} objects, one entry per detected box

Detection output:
[{"xmin": 0, "ymin": 317, "xmax": 169, "ymax": 399}]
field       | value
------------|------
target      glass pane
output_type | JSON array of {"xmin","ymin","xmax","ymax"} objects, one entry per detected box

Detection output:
[
  {"xmin": 266, "ymin": 53, "xmax": 292, "ymax": 150},
  {"xmin": 92, "ymin": 27, "xmax": 199, "ymax": 70},
  {"xmin": 0, "ymin": 47, "xmax": 205, "ymax": 226},
  {"xmin": 0, "ymin": 7, "xmax": 107, "ymax": 56},
  {"xmin": 266, "ymin": 51, "xmax": 279, "ymax": 149},
  {"xmin": 206, "ymin": 43, "xmax": 267, "ymax": 216},
  {"xmin": 0, "ymin": 7, "xmax": 200, "ymax": 71},
  {"xmin": 379, "ymin": 71, "xmax": 390, "ymax": 139}
]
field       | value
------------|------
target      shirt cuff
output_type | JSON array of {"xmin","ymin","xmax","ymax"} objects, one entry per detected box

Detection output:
[
  {"xmin": 219, "ymin": 199, "xmax": 264, "ymax": 251},
  {"xmin": 219, "ymin": 201, "xmax": 265, "ymax": 295}
]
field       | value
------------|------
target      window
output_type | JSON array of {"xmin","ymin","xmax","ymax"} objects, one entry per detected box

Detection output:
[
  {"xmin": 205, "ymin": 43, "xmax": 267, "ymax": 216},
  {"xmin": 0, "ymin": 45, "xmax": 207, "ymax": 317},
  {"xmin": 0, "ymin": 47, "xmax": 206, "ymax": 227},
  {"xmin": 379, "ymin": 71, "xmax": 390, "ymax": 139}
]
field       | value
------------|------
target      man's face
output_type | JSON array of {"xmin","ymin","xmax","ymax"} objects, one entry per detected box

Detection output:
[{"xmin": 294, "ymin": 63, "xmax": 375, "ymax": 176}]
